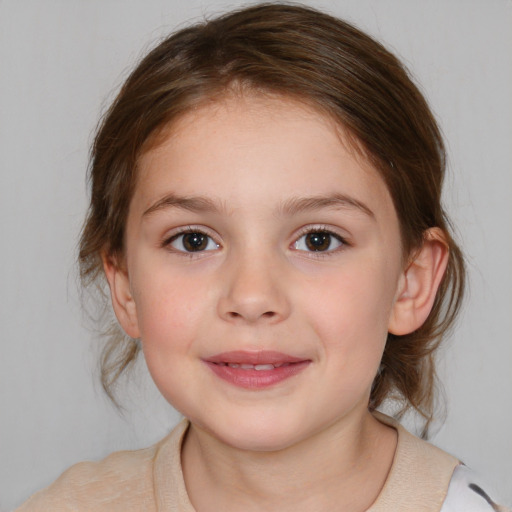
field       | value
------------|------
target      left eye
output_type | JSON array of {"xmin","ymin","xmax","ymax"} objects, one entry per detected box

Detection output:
[
  {"xmin": 294, "ymin": 231, "xmax": 344, "ymax": 252},
  {"xmin": 169, "ymin": 232, "xmax": 219, "ymax": 252}
]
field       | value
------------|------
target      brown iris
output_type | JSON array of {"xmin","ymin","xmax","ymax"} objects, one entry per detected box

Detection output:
[
  {"xmin": 182, "ymin": 233, "xmax": 209, "ymax": 251},
  {"xmin": 305, "ymin": 232, "xmax": 332, "ymax": 251}
]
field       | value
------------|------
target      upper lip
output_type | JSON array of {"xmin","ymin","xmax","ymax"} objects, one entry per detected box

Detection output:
[{"xmin": 204, "ymin": 350, "xmax": 308, "ymax": 365}]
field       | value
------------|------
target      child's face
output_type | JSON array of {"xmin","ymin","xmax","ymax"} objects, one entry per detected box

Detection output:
[{"xmin": 114, "ymin": 95, "xmax": 406, "ymax": 451}]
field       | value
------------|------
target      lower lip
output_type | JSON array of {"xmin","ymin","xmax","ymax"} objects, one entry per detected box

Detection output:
[{"xmin": 205, "ymin": 361, "xmax": 311, "ymax": 389}]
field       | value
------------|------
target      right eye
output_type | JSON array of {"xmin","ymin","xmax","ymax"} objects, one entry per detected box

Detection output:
[
  {"xmin": 168, "ymin": 231, "xmax": 219, "ymax": 253},
  {"xmin": 294, "ymin": 231, "xmax": 344, "ymax": 252}
]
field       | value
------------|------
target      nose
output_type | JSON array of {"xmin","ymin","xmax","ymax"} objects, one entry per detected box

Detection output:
[{"xmin": 217, "ymin": 252, "xmax": 291, "ymax": 324}]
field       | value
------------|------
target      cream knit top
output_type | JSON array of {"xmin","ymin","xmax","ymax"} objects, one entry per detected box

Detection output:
[{"xmin": 16, "ymin": 413, "xmax": 461, "ymax": 512}]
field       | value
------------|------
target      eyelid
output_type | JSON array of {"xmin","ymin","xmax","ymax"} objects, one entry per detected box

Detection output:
[
  {"xmin": 161, "ymin": 225, "xmax": 221, "ymax": 252},
  {"xmin": 160, "ymin": 224, "xmax": 349, "ymax": 255},
  {"xmin": 291, "ymin": 225, "xmax": 350, "ymax": 254}
]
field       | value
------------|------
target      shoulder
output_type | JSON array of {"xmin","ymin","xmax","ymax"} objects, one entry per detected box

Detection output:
[
  {"xmin": 371, "ymin": 412, "xmax": 510, "ymax": 512},
  {"xmin": 15, "ymin": 439, "xmax": 163, "ymax": 512},
  {"xmin": 440, "ymin": 465, "xmax": 511, "ymax": 512},
  {"xmin": 370, "ymin": 412, "xmax": 459, "ymax": 512},
  {"xmin": 371, "ymin": 411, "xmax": 459, "ymax": 510}
]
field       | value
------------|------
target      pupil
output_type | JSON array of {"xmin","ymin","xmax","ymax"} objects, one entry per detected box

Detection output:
[
  {"xmin": 183, "ymin": 233, "xmax": 207, "ymax": 251},
  {"xmin": 306, "ymin": 232, "xmax": 330, "ymax": 251}
]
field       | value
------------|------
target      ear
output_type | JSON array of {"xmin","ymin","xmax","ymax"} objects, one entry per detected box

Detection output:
[
  {"xmin": 388, "ymin": 228, "xmax": 449, "ymax": 335},
  {"xmin": 102, "ymin": 252, "xmax": 141, "ymax": 339}
]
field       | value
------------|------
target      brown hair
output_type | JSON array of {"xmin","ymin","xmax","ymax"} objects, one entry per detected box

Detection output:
[{"xmin": 79, "ymin": 3, "xmax": 465, "ymax": 433}]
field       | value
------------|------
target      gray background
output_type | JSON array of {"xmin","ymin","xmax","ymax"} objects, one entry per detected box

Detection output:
[{"xmin": 1, "ymin": 0, "xmax": 511, "ymax": 509}]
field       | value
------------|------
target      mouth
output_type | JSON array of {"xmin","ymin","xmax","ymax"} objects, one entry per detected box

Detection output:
[
  {"xmin": 214, "ymin": 362, "xmax": 294, "ymax": 370},
  {"xmin": 203, "ymin": 351, "xmax": 311, "ymax": 389}
]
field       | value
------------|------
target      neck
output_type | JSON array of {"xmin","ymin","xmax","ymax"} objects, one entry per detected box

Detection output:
[{"xmin": 181, "ymin": 410, "xmax": 397, "ymax": 512}]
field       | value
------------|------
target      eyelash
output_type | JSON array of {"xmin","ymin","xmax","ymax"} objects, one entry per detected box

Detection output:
[
  {"xmin": 161, "ymin": 225, "xmax": 349, "ymax": 257},
  {"xmin": 162, "ymin": 226, "xmax": 220, "ymax": 256},
  {"xmin": 293, "ymin": 226, "xmax": 349, "ymax": 257}
]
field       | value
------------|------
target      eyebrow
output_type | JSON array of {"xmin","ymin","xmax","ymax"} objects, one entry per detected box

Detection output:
[
  {"xmin": 279, "ymin": 193, "xmax": 375, "ymax": 218},
  {"xmin": 143, "ymin": 192, "xmax": 374, "ymax": 218},
  {"xmin": 143, "ymin": 193, "xmax": 222, "ymax": 217}
]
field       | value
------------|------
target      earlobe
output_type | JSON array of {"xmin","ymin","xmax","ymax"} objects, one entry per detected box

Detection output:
[
  {"xmin": 102, "ymin": 252, "xmax": 140, "ymax": 339},
  {"xmin": 388, "ymin": 228, "xmax": 449, "ymax": 335}
]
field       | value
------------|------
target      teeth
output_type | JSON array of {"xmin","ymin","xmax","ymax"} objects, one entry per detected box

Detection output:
[
  {"xmin": 254, "ymin": 364, "xmax": 275, "ymax": 371},
  {"xmin": 224, "ymin": 363, "xmax": 277, "ymax": 370}
]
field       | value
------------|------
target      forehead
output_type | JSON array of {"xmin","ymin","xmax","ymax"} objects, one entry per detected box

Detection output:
[{"xmin": 134, "ymin": 94, "xmax": 395, "ymax": 221}]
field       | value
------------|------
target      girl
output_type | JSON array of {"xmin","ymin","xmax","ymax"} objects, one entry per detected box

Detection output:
[{"xmin": 15, "ymin": 3, "xmax": 509, "ymax": 511}]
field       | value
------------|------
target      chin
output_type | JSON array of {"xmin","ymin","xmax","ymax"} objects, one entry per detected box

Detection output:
[
  {"xmin": 203, "ymin": 411, "xmax": 313, "ymax": 453},
  {"xmin": 223, "ymin": 428, "xmax": 303, "ymax": 453}
]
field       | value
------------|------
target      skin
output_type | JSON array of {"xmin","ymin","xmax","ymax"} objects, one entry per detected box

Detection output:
[{"xmin": 104, "ymin": 94, "xmax": 448, "ymax": 511}]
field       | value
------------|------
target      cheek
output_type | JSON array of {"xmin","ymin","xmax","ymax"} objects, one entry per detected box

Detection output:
[
  {"xmin": 307, "ymin": 270, "xmax": 393, "ymax": 332},
  {"xmin": 131, "ymin": 270, "xmax": 209, "ymax": 352},
  {"xmin": 131, "ymin": 272, "xmax": 211, "ymax": 407},
  {"xmin": 299, "ymin": 260, "xmax": 397, "ymax": 361}
]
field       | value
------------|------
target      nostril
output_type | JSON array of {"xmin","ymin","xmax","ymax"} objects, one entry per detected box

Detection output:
[{"xmin": 226, "ymin": 310, "xmax": 277, "ymax": 321}]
